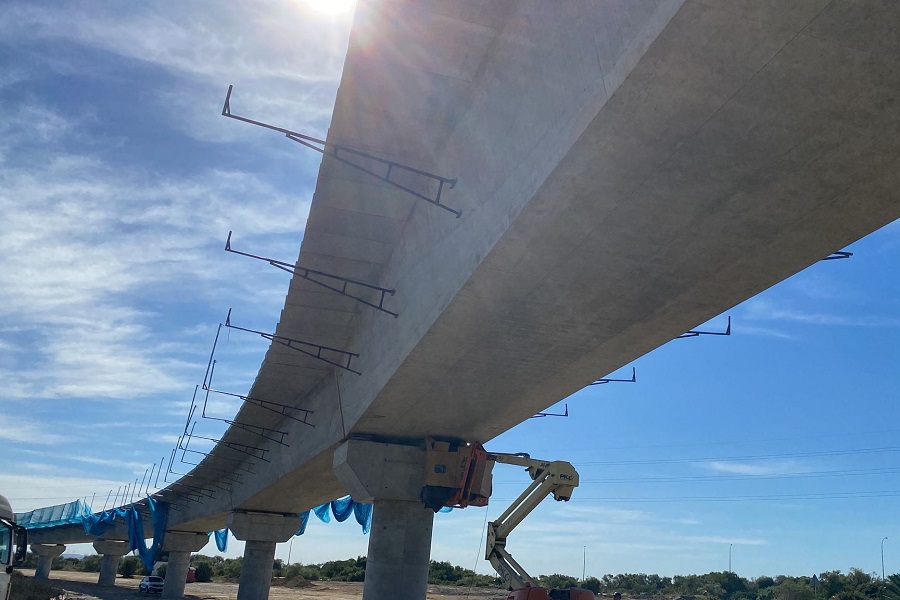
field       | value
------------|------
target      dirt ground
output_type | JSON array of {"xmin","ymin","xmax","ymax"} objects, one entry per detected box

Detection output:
[{"xmin": 16, "ymin": 569, "xmax": 508, "ymax": 600}]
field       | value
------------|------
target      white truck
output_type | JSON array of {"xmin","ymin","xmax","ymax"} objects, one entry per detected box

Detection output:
[{"xmin": 0, "ymin": 493, "xmax": 26, "ymax": 600}]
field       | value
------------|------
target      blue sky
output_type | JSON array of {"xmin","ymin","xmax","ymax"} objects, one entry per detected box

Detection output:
[{"xmin": 2, "ymin": 0, "xmax": 899, "ymax": 583}]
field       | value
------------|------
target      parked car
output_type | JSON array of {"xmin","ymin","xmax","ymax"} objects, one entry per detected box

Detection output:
[{"xmin": 139, "ymin": 576, "xmax": 164, "ymax": 594}]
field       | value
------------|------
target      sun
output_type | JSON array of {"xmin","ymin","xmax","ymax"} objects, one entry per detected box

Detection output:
[{"xmin": 299, "ymin": 0, "xmax": 357, "ymax": 16}]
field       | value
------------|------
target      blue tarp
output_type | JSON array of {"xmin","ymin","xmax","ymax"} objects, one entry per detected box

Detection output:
[
  {"xmin": 16, "ymin": 497, "xmax": 168, "ymax": 573},
  {"xmin": 213, "ymin": 528, "xmax": 228, "ymax": 552},
  {"xmin": 126, "ymin": 498, "xmax": 168, "ymax": 573},
  {"xmin": 82, "ymin": 507, "xmax": 127, "ymax": 536},
  {"xmin": 212, "ymin": 496, "xmax": 374, "ymax": 552},
  {"xmin": 15, "ymin": 499, "xmax": 92, "ymax": 529},
  {"xmin": 310, "ymin": 497, "xmax": 372, "ymax": 533}
]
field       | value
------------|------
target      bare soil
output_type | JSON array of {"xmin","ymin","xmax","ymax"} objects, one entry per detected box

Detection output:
[{"xmin": 15, "ymin": 569, "xmax": 508, "ymax": 600}]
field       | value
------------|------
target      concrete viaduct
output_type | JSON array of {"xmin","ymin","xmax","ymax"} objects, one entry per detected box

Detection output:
[{"xmin": 27, "ymin": 2, "xmax": 900, "ymax": 599}]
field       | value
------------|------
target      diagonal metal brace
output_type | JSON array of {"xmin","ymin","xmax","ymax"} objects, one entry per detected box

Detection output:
[
  {"xmin": 226, "ymin": 231, "xmax": 398, "ymax": 317},
  {"xmin": 206, "ymin": 386, "xmax": 314, "ymax": 427},
  {"xmin": 201, "ymin": 366, "xmax": 291, "ymax": 446},
  {"xmin": 181, "ymin": 421, "xmax": 270, "ymax": 462},
  {"xmin": 678, "ymin": 315, "xmax": 731, "ymax": 339},
  {"xmin": 222, "ymin": 85, "xmax": 460, "ymax": 217},
  {"xmin": 226, "ymin": 308, "xmax": 361, "ymax": 375},
  {"xmin": 177, "ymin": 444, "xmax": 254, "ymax": 475},
  {"xmin": 589, "ymin": 367, "xmax": 637, "ymax": 387},
  {"xmin": 202, "ymin": 320, "xmax": 315, "ymax": 426},
  {"xmin": 822, "ymin": 250, "xmax": 853, "ymax": 261}
]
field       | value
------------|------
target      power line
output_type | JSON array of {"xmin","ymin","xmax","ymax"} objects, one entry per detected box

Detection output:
[
  {"xmin": 574, "ymin": 445, "xmax": 900, "ymax": 467},
  {"xmin": 491, "ymin": 490, "xmax": 900, "ymax": 503},
  {"xmin": 491, "ymin": 466, "xmax": 900, "ymax": 486}
]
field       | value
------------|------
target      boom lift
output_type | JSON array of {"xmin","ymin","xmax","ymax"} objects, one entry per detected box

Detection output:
[
  {"xmin": 486, "ymin": 452, "xmax": 594, "ymax": 600},
  {"xmin": 421, "ymin": 440, "xmax": 594, "ymax": 600}
]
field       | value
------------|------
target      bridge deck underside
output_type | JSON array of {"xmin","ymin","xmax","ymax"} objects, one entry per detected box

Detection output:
[{"xmin": 64, "ymin": 1, "xmax": 900, "ymax": 536}]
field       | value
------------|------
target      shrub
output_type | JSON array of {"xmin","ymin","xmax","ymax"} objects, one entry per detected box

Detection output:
[{"xmin": 195, "ymin": 562, "xmax": 213, "ymax": 583}]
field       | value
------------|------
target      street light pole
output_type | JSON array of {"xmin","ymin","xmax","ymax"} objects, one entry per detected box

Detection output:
[
  {"xmin": 582, "ymin": 546, "xmax": 587, "ymax": 586},
  {"xmin": 882, "ymin": 537, "xmax": 888, "ymax": 581},
  {"xmin": 729, "ymin": 544, "xmax": 733, "ymax": 573}
]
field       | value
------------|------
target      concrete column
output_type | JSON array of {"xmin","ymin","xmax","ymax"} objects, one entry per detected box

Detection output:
[
  {"xmin": 228, "ymin": 511, "xmax": 304, "ymax": 600},
  {"xmin": 366, "ymin": 498, "xmax": 434, "ymax": 600},
  {"xmin": 161, "ymin": 532, "xmax": 209, "ymax": 600},
  {"xmin": 92, "ymin": 540, "xmax": 129, "ymax": 586},
  {"xmin": 333, "ymin": 439, "xmax": 434, "ymax": 600},
  {"xmin": 30, "ymin": 544, "xmax": 65, "ymax": 580}
]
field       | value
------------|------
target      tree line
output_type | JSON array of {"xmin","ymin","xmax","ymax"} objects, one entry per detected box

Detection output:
[{"xmin": 23, "ymin": 552, "xmax": 900, "ymax": 600}]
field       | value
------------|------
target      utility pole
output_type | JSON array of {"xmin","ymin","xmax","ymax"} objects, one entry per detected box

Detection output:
[
  {"xmin": 729, "ymin": 544, "xmax": 733, "ymax": 573},
  {"xmin": 882, "ymin": 537, "xmax": 888, "ymax": 581},
  {"xmin": 582, "ymin": 546, "xmax": 586, "ymax": 586}
]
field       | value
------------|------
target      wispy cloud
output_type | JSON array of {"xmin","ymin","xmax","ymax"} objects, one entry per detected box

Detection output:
[
  {"xmin": 17, "ymin": 449, "xmax": 150, "ymax": 472},
  {"xmin": 742, "ymin": 299, "xmax": 900, "ymax": 328},
  {"xmin": 735, "ymin": 324, "xmax": 797, "ymax": 340},
  {"xmin": 0, "ymin": 2, "xmax": 350, "ymax": 145},
  {"xmin": 0, "ymin": 473, "xmax": 126, "ymax": 512},
  {"xmin": 706, "ymin": 460, "xmax": 802, "ymax": 476},
  {"xmin": 674, "ymin": 534, "xmax": 767, "ymax": 547},
  {"xmin": 0, "ymin": 415, "xmax": 70, "ymax": 445},
  {"xmin": 0, "ymin": 130, "xmax": 310, "ymax": 401}
]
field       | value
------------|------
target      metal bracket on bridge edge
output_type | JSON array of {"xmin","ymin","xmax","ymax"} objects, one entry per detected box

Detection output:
[
  {"xmin": 222, "ymin": 85, "xmax": 460, "ymax": 218},
  {"xmin": 822, "ymin": 250, "xmax": 853, "ymax": 261},
  {"xmin": 226, "ymin": 231, "xmax": 398, "ymax": 317},
  {"xmin": 203, "ymin": 322, "xmax": 314, "ymax": 427},
  {"xmin": 226, "ymin": 308, "xmax": 361, "ymax": 375},
  {"xmin": 200, "ymin": 367, "xmax": 291, "ymax": 446},
  {"xmin": 678, "ymin": 315, "xmax": 731, "ymax": 339},
  {"xmin": 532, "ymin": 404, "xmax": 569, "ymax": 419},
  {"xmin": 589, "ymin": 367, "xmax": 637, "ymax": 386}
]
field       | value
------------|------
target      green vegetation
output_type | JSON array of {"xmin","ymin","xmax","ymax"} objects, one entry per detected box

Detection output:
[
  {"xmin": 118, "ymin": 556, "xmax": 144, "ymax": 578},
  {"xmin": 16, "ymin": 551, "xmax": 900, "ymax": 600}
]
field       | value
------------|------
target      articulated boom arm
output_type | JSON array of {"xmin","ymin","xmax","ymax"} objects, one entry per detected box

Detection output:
[{"xmin": 485, "ymin": 452, "xmax": 579, "ymax": 590}]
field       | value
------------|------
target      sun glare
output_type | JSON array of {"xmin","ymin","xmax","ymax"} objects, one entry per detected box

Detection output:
[{"xmin": 300, "ymin": 0, "xmax": 356, "ymax": 16}]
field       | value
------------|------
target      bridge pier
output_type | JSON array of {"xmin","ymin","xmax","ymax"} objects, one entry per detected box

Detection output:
[
  {"xmin": 334, "ymin": 439, "xmax": 434, "ymax": 600},
  {"xmin": 228, "ymin": 511, "xmax": 303, "ymax": 600},
  {"xmin": 92, "ymin": 539, "xmax": 129, "ymax": 586},
  {"xmin": 30, "ymin": 544, "xmax": 65, "ymax": 580},
  {"xmin": 161, "ymin": 532, "xmax": 209, "ymax": 599}
]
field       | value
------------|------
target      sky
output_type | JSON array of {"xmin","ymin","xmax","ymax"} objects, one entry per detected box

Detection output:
[{"xmin": 1, "ymin": 0, "xmax": 900, "ymax": 584}]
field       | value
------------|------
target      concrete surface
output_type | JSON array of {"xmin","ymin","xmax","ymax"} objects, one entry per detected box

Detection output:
[
  {"xmin": 160, "ymin": 532, "xmax": 210, "ymax": 599},
  {"xmin": 30, "ymin": 544, "xmax": 65, "ymax": 580},
  {"xmin": 92, "ymin": 540, "xmax": 129, "ymax": 587},
  {"xmin": 363, "ymin": 499, "xmax": 434, "ymax": 600},
  {"xmin": 333, "ymin": 440, "xmax": 426, "ymax": 503}
]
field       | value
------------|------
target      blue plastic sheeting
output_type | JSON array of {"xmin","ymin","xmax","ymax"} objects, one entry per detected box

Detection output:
[
  {"xmin": 17, "ymin": 496, "xmax": 168, "ymax": 573},
  {"xmin": 306, "ymin": 497, "xmax": 371, "ymax": 535},
  {"xmin": 352, "ymin": 503, "xmax": 372, "ymax": 533},
  {"xmin": 295, "ymin": 512, "xmax": 310, "ymax": 536},
  {"xmin": 312, "ymin": 503, "xmax": 331, "ymax": 524},
  {"xmin": 207, "ymin": 496, "xmax": 446, "ymax": 553},
  {"xmin": 126, "ymin": 498, "xmax": 168, "ymax": 573},
  {"xmin": 82, "ymin": 507, "xmax": 128, "ymax": 536},
  {"xmin": 214, "ymin": 528, "xmax": 228, "ymax": 552},
  {"xmin": 15, "ymin": 499, "xmax": 92, "ymax": 529}
]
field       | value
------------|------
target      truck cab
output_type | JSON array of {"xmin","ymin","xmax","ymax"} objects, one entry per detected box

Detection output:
[{"xmin": 0, "ymin": 493, "xmax": 27, "ymax": 600}]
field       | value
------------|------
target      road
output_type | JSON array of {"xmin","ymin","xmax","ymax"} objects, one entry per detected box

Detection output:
[{"xmin": 14, "ymin": 570, "xmax": 507, "ymax": 600}]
